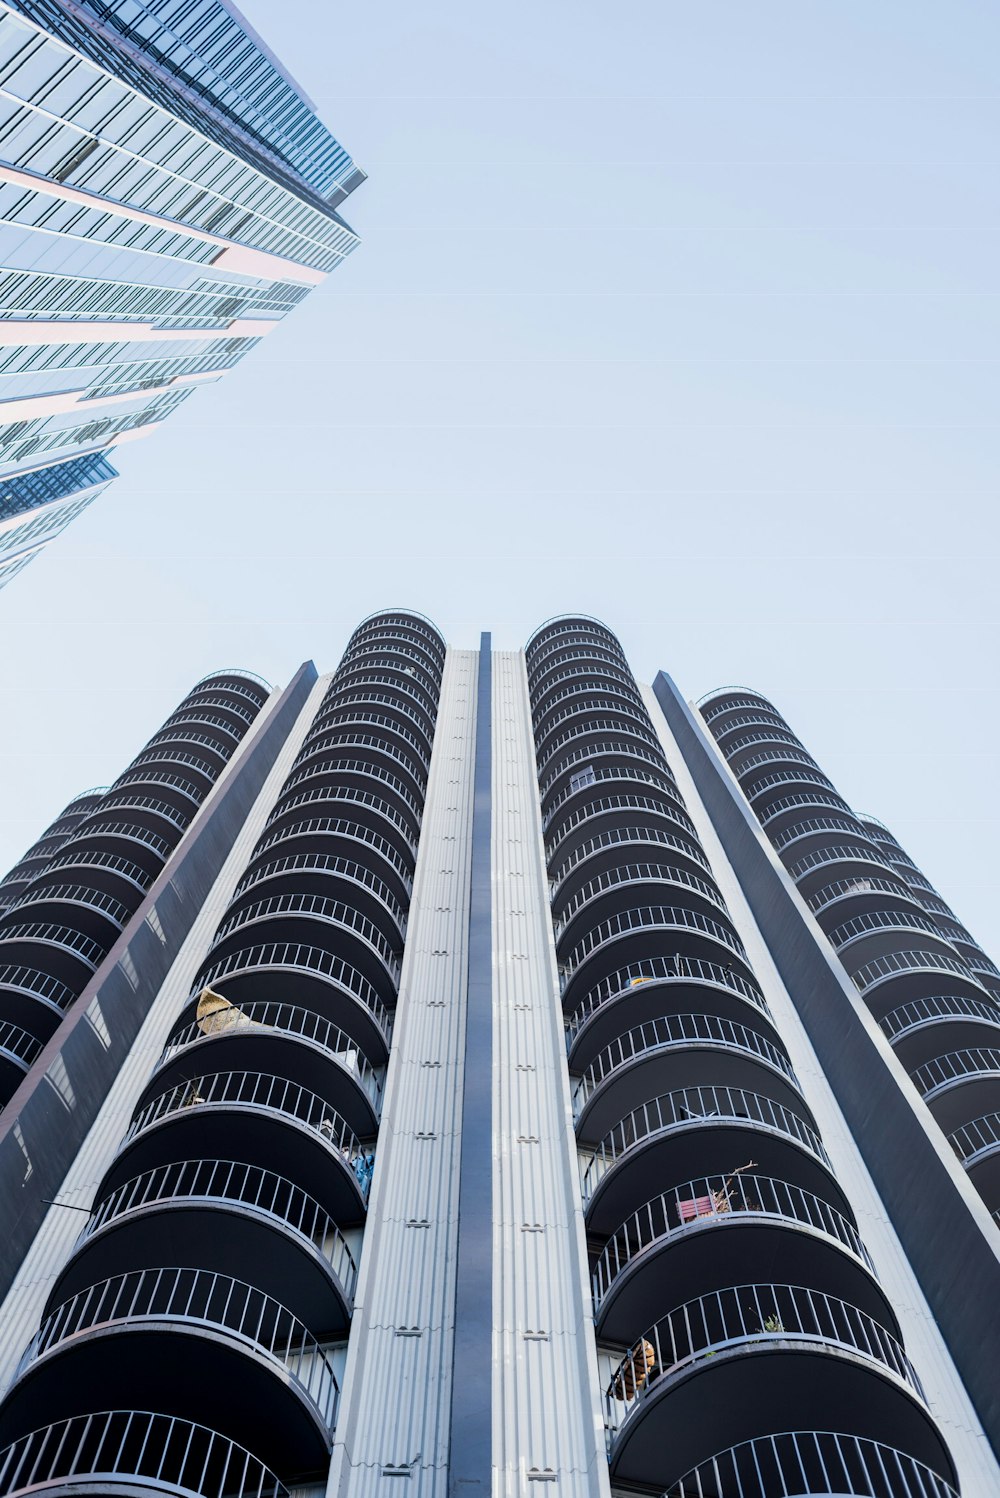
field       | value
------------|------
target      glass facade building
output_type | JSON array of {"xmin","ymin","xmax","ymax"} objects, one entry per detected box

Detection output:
[
  {"xmin": 0, "ymin": 613, "xmax": 997, "ymax": 1498},
  {"xmin": 0, "ymin": 0, "xmax": 362, "ymax": 585}
]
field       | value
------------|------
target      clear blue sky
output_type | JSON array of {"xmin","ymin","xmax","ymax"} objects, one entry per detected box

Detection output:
[{"xmin": 2, "ymin": 0, "xmax": 998, "ymax": 954}]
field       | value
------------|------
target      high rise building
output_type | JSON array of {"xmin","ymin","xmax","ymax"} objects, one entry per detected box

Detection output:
[
  {"xmin": 0, "ymin": 612, "xmax": 997, "ymax": 1498},
  {"xmin": 0, "ymin": 0, "xmax": 362, "ymax": 587}
]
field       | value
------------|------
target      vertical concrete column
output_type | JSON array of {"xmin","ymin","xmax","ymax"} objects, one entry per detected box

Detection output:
[
  {"xmin": 491, "ymin": 650, "xmax": 609, "ymax": 1498},
  {"xmin": 331, "ymin": 648, "xmax": 479, "ymax": 1498}
]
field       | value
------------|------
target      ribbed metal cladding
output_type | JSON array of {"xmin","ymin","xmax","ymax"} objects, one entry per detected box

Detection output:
[
  {"xmin": 0, "ymin": 672, "xmax": 270, "ymax": 1110},
  {"xmin": 523, "ymin": 619, "xmax": 959, "ymax": 1497},
  {"xmin": 0, "ymin": 617, "xmax": 444, "ymax": 1494},
  {"xmin": 701, "ymin": 688, "xmax": 1000, "ymax": 1225}
]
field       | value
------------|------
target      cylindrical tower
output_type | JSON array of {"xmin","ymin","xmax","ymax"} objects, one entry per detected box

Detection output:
[
  {"xmin": 0, "ymin": 616, "xmax": 444, "ymax": 1494},
  {"xmin": 525, "ymin": 622, "xmax": 958, "ymax": 1497},
  {"xmin": 0, "ymin": 672, "xmax": 270, "ymax": 1109},
  {"xmin": 701, "ymin": 688, "xmax": 1000, "ymax": 1225}
]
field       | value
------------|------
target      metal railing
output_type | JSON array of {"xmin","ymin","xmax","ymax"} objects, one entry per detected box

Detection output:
[
  {"xmin": 603, "ymin": 1284, "xmax": 922, "ymax": 1436},
  {"xmin": 5, "ymin": 882, "xmax": 131, "ymax": 927},
  {"xmin": 126, "ymin": 1070, "xmax": 374, "ymax": 1198},
  {"xmin": 127, "ymin": 746, "xmax": 218, "ymax": 780},
  {"xmin": 546, "ymin": 794, "xmax": 699, "ymax": 865},
  {"xmin": 82, "ymin": 1159, "xmax": 358, "ymax": 1300},
  {"xmin": 565, "ymin": 955, "xmax": 769, "ymax": 1048},
  {"xmin": 250, "ymin": 816, "xmax": 413, "ymax": 894},
  {"xmin": 539, "ymin": 739, "xmax": 670, "ymax": 802},
  {"xmin": 0, "ymin": 1019, "xmax": 41, "ymax": 1068},
  {"xmin": 721, "ymin": 728, "xmax": 803, "ymax": 757},
  {"xmin": 787, "ymin": 844, "xmax": 894, "ymax": 883},
  {"xmin": 233, "ymin": 853, "xmax": 407, "ymax": 935},
  {"xmin": 881, "ymin": 993, "xmax": 1000, "ymax": 1043},
  {"xmin": 293, "ymin": 733, "xmax": 428, "ymax": 795},
  {"xmin": 543, "ymin": 767, "xmax": 684, "ymax": 834},
  {"xmin": 0, "ymin": 1410, "xmax": 287, "ymax": 1498},
  {"xmin": 142, "ymin": 728, "xmax": 230, "ymax": 759},
  {"xmin": 210, "ymin": 893, "xmax": 401, "ymax": 984},
  {"xmin": 852, "ymin": 950, "xmax": 984, "ymax": 996},
  {"xmin": 759, "ymin": 791, "xmax": 852, "ymax": 825},
  {"xmin": 727, "ymin": 746, "xmax": 821, "ymax": 779},
  {"xmin": 0, "ymin": 962, "xmax": 76, "ymax": 1013},
  {"xmin": 593, "ymin": 1173, "xmax": 871, "ymax": 1312},
  {"xmin": 531, "ymin": 662, "xmax": 640, "ymax": 711},
  {"xmin": 806, "ymin": 875, "xmax": 917, "ymax": 916},
  {"xmin": 266, "ymin": 786, "xmax": 418, "ymax": 856},
  {"xmin": 194, "ymin": 667, "xmax": 272, "ymax": 693},
  {"xmin": 912, "ymin": 1048, "xmax": 1000, "ymax": 1099},
  {"xmin": 67, "ymin": 819, "xmax": 173, "ymax": 859},
  {"xmin": 531, "ymin": 676, "xmax": 645, "ymax": 727},
  {"xmin": 745, "ymin": 766, "xmax": 836, "ymax": 799},
  {"xmin": 828, "ymin": 908, "xmax": 942, "ymax": 950},
  {"xmin": 193, "ymin": 943, "xmax": 393, "ymax": 1045},
  {"xmin": 662, "ymin": 1431, "xmax": 957, "ymax": 1497},
  {"xmin": 581, "ymin": 1086, "xmax": 829, "ymax": 1203},
  {"xmin": 44, "ymin": 847, "xmax": 154, "ymax": 894},
  {"xmin": 560, "ymin": 906, "xmax": 747, "ymax": 991},
  {"xmin": 573, "ymin": 1014, "xmax": 797, "ymax": 1118},
  {"xmin": 16, "ymin": 1267, "xmax": 340, "ymax": 1429},
  {"xmin": 296, "ymin": 714, "xmax": 431, "ymax": 773},
  {"xmin": 772, "ymin": 818, "xmax": 875, "ymax": 854},
  {"xmin": 0, "ymin": 920, "xmax": 104, "ymax": 969},
  {"xmin": 180, "ymin": 693, "xmax": 257, "ymax": 724},
  {"xmin": 309, "ymin": 691, "xmax": 434, "ymax": 749},
  {"xmin": 528, "ymin": 641, "xmax": 630, "ymax": 689},
  {"xmin": 160, "ymin": 1000, "xmax": 384, "ymax": 1111},
  {"xmin": 158, "ymin": 710, "xmax": 243, "ymax": 741},
  {"xmin": 326, "ymin": 667, "xmax": 437, "ymax": 721},
  {"xmin": 536, "ymin": 718, "xmax": 661, "ymax": 779},
  {"xmin": 112, "ymin": 767, "xmax": 203, "ymax": 803},
  {"xmin": 553, "ymin": 863, "xmax": 727, "ymax": 940},
  {"xmin": 284, "ymin": 757, "xmax": 423, "ymax": 818},
  {"xmin": 533, "ymin": 694, "xmax": 651, "ymax": 756},
  {"xmin": 948, "ymin": 1112, "xmax": 1000, "ymax": 1166},
  {"xmin": 550, "ymin": 826, "xmax": 711, "ymax": 898},
  {"xmin": 711, "ymin": 711, "xmax": 791, "ymax": 739}
]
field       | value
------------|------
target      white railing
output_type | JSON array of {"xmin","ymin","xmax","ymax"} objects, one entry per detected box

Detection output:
[{"xmin": 663, "ymin": 1431, "xmax": 956, "ymax": 1497}]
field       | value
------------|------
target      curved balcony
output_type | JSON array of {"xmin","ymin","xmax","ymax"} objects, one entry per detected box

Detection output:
[
  {"xmin": 720, "ymin": 727, "xmax": 805, "ymax": 764},
  {"xmin": 309, "ymin": 693, "xmax": 434, "ymax": 758},
  {"xmin": 553, "ymin": 863, "xmax": 728, "ymax": 945},
  {"xmin": 532, "ymin": 679, "xmax": 647, "ymax": 742},
  {"xmin": 828, "ymin": 909, "xmax": 957, "ymax": 967},
  {"xmin": 593, "ymin": 1172, "xmax": 881, "ymax": 1343},
  {"xmin": 105, "ymin": 1069, "xmax": 372, "ymax": 1224},
  {"xmin": 280, "ymin": 759, "xmax": 422, "ymax": 837},
  {"xmin": 157, "ymin": 711, "xmax": 242, "ymax": 749},
  {"xmin": 582, "ymin": 1084, "xmax": 838, "ymax": 1236},
  {"xmin": 880, "ymin": 994, "xmax": 1000, "ymax": 1070},
  {"xmin": 537, "ymin": 717, "xmax": 662, "ymax": 782},
  {"xmin": 155, "ymin": 997, "xmax": 383, "ymax": 1132},
  {"xmin": 560, "ymin": 906, "xmax": 752, "ymax": 1003},
  {"xmin": 851, "ymin": 950, "xmax": 990, "ymax": 1014},
  {"xmin": 550, "ymin": 826, "xmax": 712, "ymax": 908},
  {"xmin": 758, "ymin": 792, "xmax": 855, "ymax": 837},
  {"xmin": 56, "ymin": 1157, "xmax": 357, "ymax": 1334},
  {"xmin": 109, "ymin": 766, "xmax": 204, "ymax": 812},
  {"xmin": 0, "ymin": 921, "xmax": 104, "ymax": 986},
  {"xmin": 540, "ymin": 739, "xmax": 674, "ymax": 804},
  {"xmin": 745, "ymin": 765, "xmax": 838, "ymax": 805},
  {"xmin": 193, "ymin": 942, "xmax": 392, "ymax": 1060},
  {"xmin": 59, "ymin": 819, "xmax": 173, "ymax": 872},
  {"xmin": 330, "ymin": 652, "xmax": 440, "ymax": 703},
  {"xmin": 711, "ymin": 711, "xmax": 795, "ymax": 744},
  {"xmin": 231, "ymin": 853, "xmax": 406, "ymax": 940},
  {"xmin": 949, "ymin": 1114, "xmax": 1000, "ymax": 1210},
  {"xmin": 0, "ymin": 1019, "xmax": 41, "ymax": 1099},
  {"xmin": 338, "ymin": 635, "xmax": 443, "ymax": 681},
  {"xmin": 526, "ymin": 614, "xmax": 624, "ymax": 657},
  {"xmin": 248, "ymin": 817, "xmax": 413, "ymax": 904},
  {"xmin": 5, "ymin": 881, "xmax": 130, "ymax": 939},
  {"xmin": 772, "ymin": 818, "xmax": 879, "ymax": 862},
  {"xmin": 534, "ymin": 695, "xmax": 655, "ymax": 763},
  {"xmin": 346, "ymin": 610, "xmax": 446, "ymax": 661},
  {"xmin": 604, "ymin": 1284, "xmax": 951, "ymax": 1492},
  {"xmin": 322, "ymin": 671, "xmax": 437, "ymax": 734},
  {"xmin": 298, "ymin": 712, "xmax": 431, "ymax": 775},
  {"xmin": 0, "ymin": 1410, "xmax": 287, "ymax": 1498},
  {"xmin": 528, "ymin": 641, "xmax": 630, "ymax": 691},
  {"xmin": 293, "ymin": 733, "xmax": 427, "ymax": 801},
  {"xmin": 127, "ymin": 745, "xmax": 219, "ymax": 784},
  {"xmin": 566, "ymin": 954, "xmax": 772, "ymax": 1069},
  {"xmin": 0, "ymin": 962, "xmax": 77, "ymax": 1035},
  {"xmin": 543, "ymin": 765, "xmax": 686, "ymax": 836},
  {"xmin": 806, "ymin": 875, "xmax": 926, "ymax": 926},
  {"xmin": 178, "ymin": 693, "xmax": 257, "ymax": 729},
  {"xmin": 663, "ymin": 1431, "xmax": 957, "ymax": 1498},
  {"xmin": 531, "ymin": 659, "xmax": 640, "ymax": 716},
  {"xmin": 207, "ymin": 893, "xmax": 400, "ymax": 996},
  {"xmin": 139, "ymin": 727, "xmax": 230, "ymax": 765},
  {"xmin": 700, "ymin": 688, "xmax": 781, "ymax": 722},
  {"xmin": 263, "ymin": 787, "xmax": 417, "ymax": 865},
  {"xmin": 194, "ymin": 666, "xmax": 271, "ymax": 695},
  {"xmin": 0, "ymin": 1268, "xmax": 338, "ymax": 1475},
  {"xmin": 86, "ymin": 794, "xmax": 188, "ymax": 841},
  {"xmin": 572, "ymin": 1013, "xmax": 802, "ymax": 1144},
  {"xmin": 43, "ymin": 848, "xmax": 154, "ymax": 902},
  {"xmin": 546, "ymin": 793, "xmax": 699, "ymax": 872},
  {"xmin": 727, "ymin": 745, "xmax": 824, "ymax": 782},
  {"xmin": 911, "ymin": 1048, "xmax": 1000, "ymax": 1131},
  {"xmin": 787, "ymin": 843, "xmax": 901, "ymax": 896}
]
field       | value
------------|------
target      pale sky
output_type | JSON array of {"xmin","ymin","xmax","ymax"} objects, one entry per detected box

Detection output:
[{"xmin": 1, "ymin": 0, "xmax": 998, "ymax": 954}]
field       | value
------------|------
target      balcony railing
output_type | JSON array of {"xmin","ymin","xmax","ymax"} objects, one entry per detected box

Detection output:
[
  {"xmin": 553, "ymin": 863, "xmax": 727, "ymax": 940},
  {"xmin": 233, "ymin": 853, "xmax": 407, "ymax": 935},
  {"xmin": 0, "ymin": 1019, "xmax": 41, "ymax": 1068},
  {"xmin": 160, "ymin": 1000, "xmax": 384, "ymax": 1111},
  {"xmin": 16, "ymin": 1267, "xmax": 340, "ymax": 1431},
  {"xmin": 0, "ymin": 962, "xmax": 76, "ymax": 1014},
  {"xmin": 5, "ymin": 882, "xmax": 131, "ymax": 928},
  {"xmin": 210, "ymin": 894, "xmax": 401, "ymax": 984},
  {"xmin": 250, "ymin": 817, "xmax": 413, "ymax": 895},
  {"xmin": 543, "ymin": 767, "xmax": 684, "ymax": 834},
  {"xmin": 44, "ymin": 847, "xmax": 154, "ymax": 895},
  {"xmin": 852, "ymin": 950, "xmax": 985, "ymax": 997},
  {"xmin": 772, "ymin": 818, "xmax": 876, "ymax": 855},
  {"xmin": 126, "ymin": 1070, "xmax": 375, "ymax": 1199},
  {"xmin": 565, "ymin": 955, "xmax": 769, "ymax": 1049},
  {"xmin": 880, "ymin": 993, "xmax": 1000, "ymax": 1043},
  {"xmin": 266, "ymin": 787, "xmax": 417, "ymax": 856},
  {"xmin": 604, "ymin": 1284, "xmax": 922, "ymax": 1436},
  {"xmin": 829, "ymin": 909, "xmax": 944, "ymax": 952},
  {"xmin": 300, "ymin": 712, "xmax": 431, "ymax": 772},
  {"xmin": 560, "ymin": 906, "xmax": 747, "ymax": 991},
  {"xmin": 912, "ymin": 1048, "xmax": 1000, "ymax": 1100},
  {"xmin": 82, "ymin": 1158, "xmax": 358, "ymax": 1301},
  {"xmin": 593, "ymin": 1172, "xmax": 872, "ymax": 1313},
  {"xmin": 581, "ymin": 1086, "xmax": 829, "ymax": 1204},
  {"xmin": 787, "ymin": 843, "xmax": 896, "ymax": 883},
  {"xmin": 547, "ymin": 794, "xmax": 699, "ymax": 864},
  {"xmin": 550, "ymin": 826, "xmax": 712, "ymax": 897},
  {"xmin": 194, "ymin": 942, "xmax": 393, "ymax": 1046},
  {"xmin": 573, "ymin": 1015, "xmax": 798, "ymax": 1119},
  {"xmin": 0, "ymin": 1410, "xmax": 287, "ymax": 1498},
  {"xmin": 663, "ymin": 1431, "xmax": 957, "ymax": 1498},
  {"xmin": 948, "ymin": 1112, "xmax": 1000, "ymax": 1166},
  {"xmin": 806, "ymin": 875, "xmax": 918, "ymax": 917}
]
